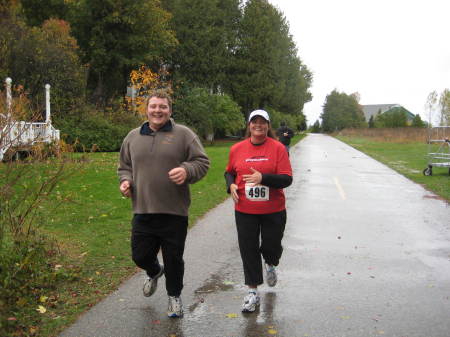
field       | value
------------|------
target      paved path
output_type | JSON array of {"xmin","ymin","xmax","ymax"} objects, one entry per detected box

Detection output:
[{"xmin": 60, "ymin": 134, "xmax": 450, "ymax": 337}]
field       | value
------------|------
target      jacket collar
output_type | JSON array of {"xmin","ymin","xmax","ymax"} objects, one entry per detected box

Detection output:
[{"xmin": 140, "ymin": 119, "xmax": 173, "ymax": 135}]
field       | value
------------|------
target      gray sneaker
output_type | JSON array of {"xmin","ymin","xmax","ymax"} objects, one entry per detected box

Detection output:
[
  {"xmin": 143, "ymin": 265, "xmax": 164, "ymax": 297},
  {"xmin": 242, "ymin": 291, "xmax": 260, "ymax": 313},
  {"xmin": 265, "ymin": 264, "xmax": 277, "ymax": 287},
  {"xmin": 167, "ymin": 296, "xmax": 183, "ymax": 318}
]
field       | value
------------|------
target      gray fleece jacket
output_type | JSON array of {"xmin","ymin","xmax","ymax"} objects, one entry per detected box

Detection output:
[{"xmin": 118, "ymin": 119, "xmax": 209, "ymax": 216}]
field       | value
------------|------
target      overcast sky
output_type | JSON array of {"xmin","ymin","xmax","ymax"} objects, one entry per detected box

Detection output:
[{"xmin": 268, "ymin": 0, "xmax": 450, "ymax": 125}]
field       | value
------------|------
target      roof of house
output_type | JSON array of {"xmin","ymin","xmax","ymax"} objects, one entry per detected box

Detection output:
[{"xmin": 361, "ymin": 104, "xmax": 414, "ymax": 121}]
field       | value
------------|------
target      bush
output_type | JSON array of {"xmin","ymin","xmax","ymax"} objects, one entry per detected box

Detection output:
[
  {"xmin": 173, "ymin": 87, "xmax": 245, "ymax": 141},
  {"xmin": 0, "ymin": 141, "xmax": 80, "ymax": 336},
  {"xmin": 56, "ymin": 105, "xmax": 141, "ymax": 152}
]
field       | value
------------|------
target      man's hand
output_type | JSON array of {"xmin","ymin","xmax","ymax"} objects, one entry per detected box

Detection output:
[
  {"xmin": 242, "ymin": 167, "xmax": 262, "ymax": 184},
  {"xmin": 168, "ymin": 167, "xmax": 187, "ymax": 185},
  {"xmin": 230, "ymin": 183, "xmax": 239, "ymax": 203},
  {"xmin": 120, "ymin": 180, "xmax": 132, "ymax": 198}
]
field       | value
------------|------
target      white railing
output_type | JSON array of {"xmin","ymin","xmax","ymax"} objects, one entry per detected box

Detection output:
[
  {"xmin": 1, "ymin": 78, "xmax": 60, "ymax": 161},
  {"xmin": 0, "ymin": 122, "xmax": 60, "ymax": 160}
]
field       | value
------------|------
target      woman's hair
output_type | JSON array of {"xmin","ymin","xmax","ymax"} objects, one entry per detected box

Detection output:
[
  {"xmin": 244, "ymin": 121, "xmax": 278, "ymax": 140},
  {"xmin": 146, "ymin": 89, "xmax": 173, "ymax": 111}
]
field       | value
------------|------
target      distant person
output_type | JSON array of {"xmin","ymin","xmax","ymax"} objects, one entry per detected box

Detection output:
[
  {"xmin": 224, "ymin": 109, "xmax": 293, "ymax": 313},
  {"xmin": 118, "ymin": 89, "xmax": 209, "ymax": 318},
  {"xmin": 276, "ymin": 121, "xmax": 294, "ymax": 154}
]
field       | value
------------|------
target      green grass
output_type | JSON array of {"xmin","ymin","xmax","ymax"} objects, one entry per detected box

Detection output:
[
  {"xmin": 336, "ymin": 136, "xmax": 450, "ymax": 201},
  {"xmin": 3, "ymin": 134, "xmax": 307, "ymax": 336}
]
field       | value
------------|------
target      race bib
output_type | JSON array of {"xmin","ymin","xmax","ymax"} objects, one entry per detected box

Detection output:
[{"xmin": 245, "ymin": 183, "xmax": 269, "ymax": 201}]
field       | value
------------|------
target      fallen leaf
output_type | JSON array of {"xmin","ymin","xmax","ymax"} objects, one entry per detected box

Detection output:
[
  {"xmin": 268, "ymin": 328, "xmax": 277, "ymax": 334},
  {"xmin": 223, "ymin": 280, "xmax": 234, "ymax": 285},
  {"xmin": 40, "ymin": 296, "xmax": 48, "ymax": 303},
  {"xmin": 347, "ymin": 272, "xmax": 352, "ymax": 275},
  {"xmin": 340, "ymin": 315, "xmax": 351, "ymax": 320},
  {"xmin": 7, "ymin": 317, "xmax": 17, "ymax": 321},
  {"xmin": 151, "ymin": 320, "xmax": 160, "ymax": 324},
  {"xmin": 226, "ymin": 313, "xmax": 238, "ymax": 318},
  {"xmin": 36, "ymin": 305, "xmax": 47, "ymax": 314}
]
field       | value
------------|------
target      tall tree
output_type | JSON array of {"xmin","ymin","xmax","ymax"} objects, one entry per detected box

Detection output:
[
  {"xmin": 321, "ymin": 89, "xmax": 366, "ymax": 132},
  {"xmin": 1, "ymin": 15, "xmax": 85, "ymax": 119},
  {"xmin": 229, "ymin": 0, "xmax": 311, "ymax": 117},
  {"xmin": 20, "ymin": 0, "xmax": 69, "ymax": 26},
  {"xmin": 411, "ymin": 114, "xmax": 426, "ymax": 128},
  {"xmin": 70, "ymin": 0, "xmax": 177, "ymax": 104},
  {"xmin": 163, "ymin": 0, "xmax": 241, "ymax": 92},
  {"xmin": 438, "ymin": 89, "xmax": 450, "ymax": 126}
]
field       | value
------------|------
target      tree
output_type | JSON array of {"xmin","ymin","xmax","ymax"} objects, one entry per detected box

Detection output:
[
  {"xmin": 20, "ymin": 0, "xmax": 69, "ymax": 26},
  {"xmin": 320, "ymin": 89, "xmax": 366, "ymax": 132},
  {"xmin": 1, "ymin": 15, "xmax": 86, "ymax": 120},
  {"xmin": 411, "ymin": 114, "xmax": 426, "ymax": 128},
  {"xmin": 438, "ymin": 89, "xmax": 450, "ymax": 126},
  {"xmin": 425, "ymin": 90, "xmax": 438, "ymax": 126},
  {"xmin": 163, "ymin": 0, "xmax": 241, "ymax": 93},
  {"xmin": 368, "ymin": 115, "xmax": 375, "ymax": 128},
  {"xmin": 375, "ymin": 107, "xmax": 408, "ymax": 128},
  {"xmin": 310, "ymin": 120, "xmax": 321, "ymax": 133},
  {"xmin": 173, "ymin": 87, "xmax": 244, "ymax": 140},
  {"xmin": 69, "ymin": 0, "xmax": 177, "ymax": 104},
  {"xmin": 229, "ymin": 0, "xmax": 311, "ymax": 116}
]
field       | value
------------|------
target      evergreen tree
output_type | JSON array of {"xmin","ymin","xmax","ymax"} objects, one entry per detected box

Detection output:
[
  {"xmin": 163, "ymin": 0, "xmax": 241, "ymax": 93},
  {"xmin": 321, "ymin": 89, "xmax": 366, "ymax": 132},
  {"xmin": 310, "ymin": 120, "xmax": 321, "ymax": 133},
  {"xmin": 230, "ymin": 0, "xmax": 311, "ymax": 116},
  {"xmin": 411, "ymin": 114, "xmax": 426, "ymax": 128},
  {"xmin": 368, "ymin": 115, "xmax": 375, "ymax": 128}
]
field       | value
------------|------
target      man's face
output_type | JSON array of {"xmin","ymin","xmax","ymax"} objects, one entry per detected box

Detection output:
[{"xmin": 147, "ymin": 97, "xmax": 171, "ymax": 131}]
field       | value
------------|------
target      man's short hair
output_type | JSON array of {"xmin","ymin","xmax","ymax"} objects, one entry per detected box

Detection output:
[{"xmin": 146, "ymin": 89, "xmax": 172, "ymax": 111}]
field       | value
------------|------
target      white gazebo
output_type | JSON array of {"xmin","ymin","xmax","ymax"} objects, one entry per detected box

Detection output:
[{"xmin": 0, "ymin": 77, "xmax": 60, "ymax": 161}]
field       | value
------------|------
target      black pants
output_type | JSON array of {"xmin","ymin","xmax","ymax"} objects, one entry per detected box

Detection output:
[
  {"xmin": 235, "ymin": 210, "xmax": 286, "ymax": 286},
  {"xmin": 131, "ymin": 214, "xmax": 188, "ymax": 297}
]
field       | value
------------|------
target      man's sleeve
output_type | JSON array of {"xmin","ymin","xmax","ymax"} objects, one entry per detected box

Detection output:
[
  {"xmin": 181, "ymin": 135, "xmax": 210, "ymax": 184},
  {"xmin": 117, "ymin": 137, "xmax": 133, "ymax": 184}
]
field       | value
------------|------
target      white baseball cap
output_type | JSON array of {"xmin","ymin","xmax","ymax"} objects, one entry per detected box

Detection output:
[{"xmin": 248, "ymin": 109, "xmax": 270, "ymax": 122}]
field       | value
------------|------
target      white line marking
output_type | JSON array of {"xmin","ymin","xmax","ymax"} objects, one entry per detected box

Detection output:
[{"xmin": 334, "ymin": 177, "xmax": 346, "ymax": 200}]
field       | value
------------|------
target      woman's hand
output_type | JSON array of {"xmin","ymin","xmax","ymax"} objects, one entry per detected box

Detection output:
[
  {"xmin": 242, "ymin": 167, "xmax": 262, "ymax": 185},
  {"xmin": 230, "ymin": 183, "xmax": 239, "ymax": 203}
]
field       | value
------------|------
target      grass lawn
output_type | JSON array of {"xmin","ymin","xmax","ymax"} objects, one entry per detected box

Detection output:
[
  {"xmin": 7, "ymin": 133, "xmax": 305, "ymax": 336},
  {"xmin": 336, "ymin": 136, "xmax": 450, "ymax": 201}
]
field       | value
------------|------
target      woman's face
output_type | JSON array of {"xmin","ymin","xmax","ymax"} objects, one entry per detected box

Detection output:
[{"xmin": 249, "ymin": 116, "xmax": 269, "ymax": 138}]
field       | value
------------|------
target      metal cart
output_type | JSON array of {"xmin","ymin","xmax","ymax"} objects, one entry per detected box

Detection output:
[{"xmin": 423, "ymin": 126, "xmax": 450, "ymax": 176}]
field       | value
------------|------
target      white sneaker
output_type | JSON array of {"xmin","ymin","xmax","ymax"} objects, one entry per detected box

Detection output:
[
  {"xmin": 143, "ymin": 265, "xmax": 164, "ymax": 297},
  {"xmin": 242, "ymin": 291, "xmax": 260, "ymax": 313},
  {"xmin": 265, "ymin": 264, "xmax": 277, "ymax": 287},
  {"xmin": 167, "ymin": 296, "xmax": 183, "ymax": 318}
]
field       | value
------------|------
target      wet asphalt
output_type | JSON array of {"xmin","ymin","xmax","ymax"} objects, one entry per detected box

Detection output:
[{"xmin": 59, "ymin": 134, "xmax": 450, "ymax": 337}]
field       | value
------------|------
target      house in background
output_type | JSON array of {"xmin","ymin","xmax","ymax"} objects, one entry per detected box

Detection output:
[{"xmin": 362, "ymin": 104, "xmax": 415, "ymax": 123}]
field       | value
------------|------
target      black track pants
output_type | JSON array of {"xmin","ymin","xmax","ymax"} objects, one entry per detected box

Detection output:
[
  {"xmin": 235, "ymin": 210, "xmax": 286, "ymax": 286},
  {"xmin": 131, "ymin": 213, "xmax": 188, "ymax": 297}
]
